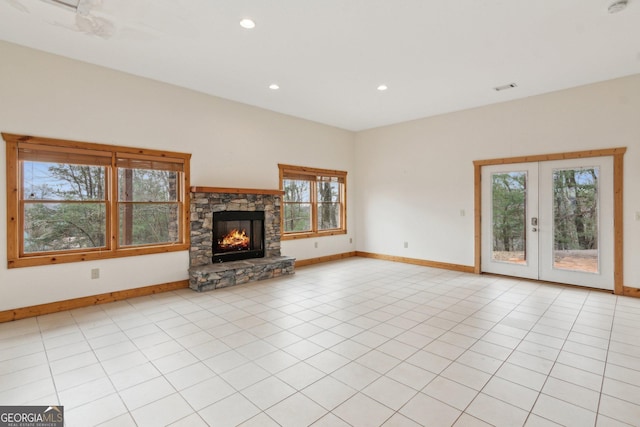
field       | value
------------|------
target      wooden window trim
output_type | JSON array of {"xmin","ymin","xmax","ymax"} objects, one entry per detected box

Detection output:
[
  {"xmin": 278, "ymin": 164, "xmax": 347, "ymax": 240},
  {"xmin": 4, "ymin": 133, "xmax": 191, "ymax": 268}
]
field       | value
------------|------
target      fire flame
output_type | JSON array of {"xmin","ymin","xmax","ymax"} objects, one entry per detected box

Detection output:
[{"xmin": 219, "ymin": 229, "xmax": 249, "ymax": 250}]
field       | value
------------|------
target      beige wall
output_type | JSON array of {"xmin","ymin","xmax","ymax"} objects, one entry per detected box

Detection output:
[
  {"xmin": 355, "ymin": 74, "xmax": 640, "ymax": 287},
  {"xmin": 0, "ymin": 41, "xmax": 356, "ymax": 310},
  {"xmin": 2, "ymin": 39, "xmax": 639, "ymax": 311}
]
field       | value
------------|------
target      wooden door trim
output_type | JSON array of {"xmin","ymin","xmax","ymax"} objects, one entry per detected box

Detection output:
[{"xmin": 473, "ymin": 147, "xmax": 627, "ymax": 295}]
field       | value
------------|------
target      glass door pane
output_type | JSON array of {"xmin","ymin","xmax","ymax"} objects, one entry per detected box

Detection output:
[
  {"xmin": 539, "ymin": 156, "xmax": 613, "ymax": 290},
  {"xmin": 491, "ymin": 171, "xmax": 527, "ymax": 264},
  {"xmin": 552, "ymin": 167, "xmax": 599, "ymax": 273}
]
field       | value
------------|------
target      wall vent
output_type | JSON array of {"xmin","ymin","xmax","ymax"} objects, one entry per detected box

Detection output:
[{"xmin": 494, "ymin": 83, "xmax": 518, "ymax": 92}]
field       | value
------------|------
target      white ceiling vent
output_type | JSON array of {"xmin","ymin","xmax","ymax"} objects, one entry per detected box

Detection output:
[{"xmin": 494, "ymin": 83, "xmax": 518, "ymax": 92}]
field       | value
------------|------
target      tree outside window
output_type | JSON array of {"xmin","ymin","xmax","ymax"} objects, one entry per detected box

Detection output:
[
  {"xmin": 491, "ymin": 171, "xmax": 527, "ymax": 262},
  {"xmin": 279, "ymin": 164, "xmax": 346, "ymax": 239},
  {"xmin": 23, "ymin": 161, "xmax": 107, "ymax": 253},
  {"xmin": 4, "ymin": 133, "xmax": 190, "ymax": 268},
  {"xmin": 283, "ymin": 179, "xmax": 311, "ymax": 232}
]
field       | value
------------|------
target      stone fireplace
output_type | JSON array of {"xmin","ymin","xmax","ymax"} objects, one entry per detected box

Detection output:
[{"xmin": 188, "ymin": 186, "xmax": 295, "ymax": 291}]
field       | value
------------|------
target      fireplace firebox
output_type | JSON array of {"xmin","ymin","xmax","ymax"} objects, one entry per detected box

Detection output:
[{"xmin": 213, "ymin": 211, "xmax": 265, "ymax": 262}]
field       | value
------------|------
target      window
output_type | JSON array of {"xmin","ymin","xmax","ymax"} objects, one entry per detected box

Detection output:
[
  {"xmin": 4, "ymin": 133, "xmax": 191, "ymax": 268},
  {"xmin": 278, "ymin": 164, "xmax": 346, "ymax": 239}
]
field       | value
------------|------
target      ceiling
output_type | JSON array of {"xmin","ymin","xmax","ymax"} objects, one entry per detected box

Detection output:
[{"xmin": 1, "ymin": 0, "xmax": 639, "ymax": 131}]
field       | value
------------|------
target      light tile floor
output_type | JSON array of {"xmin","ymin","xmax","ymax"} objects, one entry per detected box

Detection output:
[{"xmin": 1, "ymin": 258, "xmax": 640, "ymax": 426}]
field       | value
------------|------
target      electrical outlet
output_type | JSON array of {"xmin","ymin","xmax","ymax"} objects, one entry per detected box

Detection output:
[
  {"xmin": 349, "ymin": 237, "xmax": 353, "ymax": 244},
  {"xmin": 91, "ymin": 268, "xmax": 100, "ymax": 279},
  {"xmin": 460, "ymin": 209, "xmax": 466, "ymax": 217},
  {"xmin": 314, "ymin": 242, "xmax": 318, "ymax": 248},
  {"xmin": 636, "ymin": 212, "xmax": 640, "ymax": 221},
  {"xmin": 404, "ymin": 241, "xmax": 408, "ymax": 249}
]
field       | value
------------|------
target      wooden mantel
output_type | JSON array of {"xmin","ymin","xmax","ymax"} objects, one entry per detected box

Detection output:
[{"xmin": 190, "ymin": 186, "xmax": 284, "ymax": 196}]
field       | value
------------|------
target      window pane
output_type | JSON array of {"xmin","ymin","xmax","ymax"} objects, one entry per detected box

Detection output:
[
  {"xmin": 317, "ymin": 181, "xmax": 340, "ymax": 203},
  {"xmin": 23, "ymin": 161, "xmax": 106, "ymax": 201},
  {"xmin": 318, "ymin": 202, "xmax": 341, "ymax": 230},
  {"xmin": 23, "ymin": 202, "xmax": 106, "ymax": 253},
  {"xmin": 280, "ymin": 164, "xmax": 347, "ymax": 237},
  {"xmin": 552, "ymin": 167, "xmax": 599, "ymax": 273},
  {"xmin": 283, "ymin": 179, "xmax": 310, "ymax": 202},
  {"xmin": 284, "ymin": 203, "xmax": 311, "ymax": 232},
  {"xmin": 491, "ymin": 172, "xmax": 526, "ymax": 264},
  {"xmin": 119, "ymin": 203, "xmax": 180, "ymax": 246},
  {"xmin": 118, "ymin": 168, "xmax": 178, "ymax": 202}
]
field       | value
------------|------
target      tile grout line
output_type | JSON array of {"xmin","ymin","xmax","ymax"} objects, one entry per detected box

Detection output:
[
  {"xmin": 441, "ymin": 279, "xmax": 569, "ymax": 426},
  {"xmin": 593, "ymin": 293, "xmax": 620, "ymax": 426},
  {"xmin": 35, "ymin": 315, "xmax": 62, "ymax": 409},
  {"xmin": 520, "ymin": 289, "xmax": 609, "ymax": 427},
  {"xmin": 6, "ymin": 259, "xmax": 640, "ymax": 426},
  {"xmin": 360, "ymin": 275, "xmax": 551, "ymax": 425}
]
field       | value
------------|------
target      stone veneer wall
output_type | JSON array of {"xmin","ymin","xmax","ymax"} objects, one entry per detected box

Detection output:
[
  {"xmin": 188, "ymin": 189, "xmax": 295, "ymax": 291},
  {"xmin": 190, "ymin": 191, "xmax": 282, "ymax": 267}
]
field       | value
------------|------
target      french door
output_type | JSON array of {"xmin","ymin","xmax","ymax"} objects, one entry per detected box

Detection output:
[{"xmin": 481, "ymin": 157, "xmax": 614, "ymax": 290}]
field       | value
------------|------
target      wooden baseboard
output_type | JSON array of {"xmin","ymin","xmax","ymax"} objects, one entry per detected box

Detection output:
[
  {"xmin": 0, "ymin": 280, "xmax": 189, "ymax": 323},
  {"xmin": 355, "ymin": 251, "xmax": 475, "ymax": 273},
  {"xmin": 295, "ymin": 251, "xmax": 474, "ymax": 273},
  {"xmin": 623, "ymin": 286, "xmax": 640, "ymax": 298},
  {"xmin": 295, "ymin": 251, "xmax": 357, "ymax": 267}
]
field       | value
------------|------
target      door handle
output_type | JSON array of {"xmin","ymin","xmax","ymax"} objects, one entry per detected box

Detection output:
[
  {"xmin": 531, "ymin": 217, "xmax": 538, "ymax": 226},
  {"xmin": 532, "ymin": 227, "xmax": 538, "ymax": 232}
]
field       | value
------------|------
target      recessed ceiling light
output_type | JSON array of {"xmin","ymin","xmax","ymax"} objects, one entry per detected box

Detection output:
[
  {"xmin": 377, "ymin": 84, "xmax": 388, "ymax": 91},
  {"xmin": 269, "ymin": 83, "xmax": 280, "ymax": 90},
  {"xmin": 240, "ymin": 18, "xmax": 256, "ymax": 29}
]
